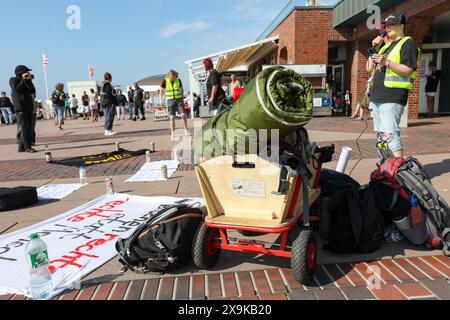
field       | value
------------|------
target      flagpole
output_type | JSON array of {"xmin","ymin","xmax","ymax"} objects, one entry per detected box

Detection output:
[{"xmin": 42, "ymin": 50, "xmax": 50, "ymax": 101}]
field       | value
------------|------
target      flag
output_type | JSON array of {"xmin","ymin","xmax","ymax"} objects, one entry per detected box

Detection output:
[
  {"xmin": 89, "ymin": 65, "xmax": 94, "ymax": 78},
  {"xmin": 42, "ymin": 51, "xmax": 49, "ymax": 66}
]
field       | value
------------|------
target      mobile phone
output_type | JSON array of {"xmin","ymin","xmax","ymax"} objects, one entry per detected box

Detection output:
[{"xmin": 367, "ymin": 47, "xmax": 377, "ymax": 57}]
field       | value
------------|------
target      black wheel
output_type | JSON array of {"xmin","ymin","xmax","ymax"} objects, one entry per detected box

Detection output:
[
  {"xmin": 291, "ymin": 229, "xmax": 317, "ymax": 285},
  {"xmin": 192, "ymin": 222, "xmax": 221, "ymax": 269}
]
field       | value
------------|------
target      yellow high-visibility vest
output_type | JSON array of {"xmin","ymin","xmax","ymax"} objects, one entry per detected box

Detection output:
[
  {"xmin": 165, "ymin": 78, "xmax": 183, "ymax": 100},
  {"xmin": 379, "ymin": 36, "xmax": 422, "ymax": 90}
]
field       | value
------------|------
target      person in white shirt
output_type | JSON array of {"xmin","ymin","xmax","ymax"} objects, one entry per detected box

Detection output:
[{"xmin": 69, "ymin": 94, "xmax": 78, "ymax": 119}]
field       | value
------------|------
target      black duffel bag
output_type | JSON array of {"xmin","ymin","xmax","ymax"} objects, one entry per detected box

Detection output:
[{"xmin": 116, "ymin": 204, "xmax": 203, "ymax": 273}]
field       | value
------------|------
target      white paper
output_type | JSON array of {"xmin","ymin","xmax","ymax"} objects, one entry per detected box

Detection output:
[
  {"xmin": 313, "ymin": 98, "xmax": 323, "ymax": 107},
  {"xmin": 126, "ymin": 160, "xmax": 179, "ymax": 183},
  {"xmin": 0, "ymin": 194, "xmax": 204, "ymax": 299},
  {"xmin": 37, "ymin": 184, "xmax": 85, "ymax": 200}
]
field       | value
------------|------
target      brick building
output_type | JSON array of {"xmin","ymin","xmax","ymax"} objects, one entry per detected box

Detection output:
[{"xmin": 186, "ymin": 0, "xmax": 450, "ymax": 119}]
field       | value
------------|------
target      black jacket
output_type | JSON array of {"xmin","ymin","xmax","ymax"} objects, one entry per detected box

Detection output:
[
  {"xmin": 9, "ymin": 76, "xmax": 36, "ymax": 113},
  {"xmin": 100, "ymin": 82, "xmax": 116, "ymax": 107},
  {"xmin": 0, "ymin": 97, "xmax": 14, "ymax": 109}
]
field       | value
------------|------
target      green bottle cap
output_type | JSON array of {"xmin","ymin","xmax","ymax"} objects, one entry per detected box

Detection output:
[{"xmin": 29, "ymin": 233, "xmax": 39, "ymax": 240}]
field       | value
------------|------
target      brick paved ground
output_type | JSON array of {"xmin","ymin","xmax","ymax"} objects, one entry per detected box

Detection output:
[
  {"xmin": 2, "ymin": 255, "xmax": 448, "ymax": 300},
  {"xmin": 1, "ymin": 116, "xmax": 449, "ymax": 181}
]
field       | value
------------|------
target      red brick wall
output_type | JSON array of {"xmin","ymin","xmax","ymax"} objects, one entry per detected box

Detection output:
[
  {"xmin": 270, "ymin": 9, "xmax": 333, "ymax": 65},
  {"xmin": 349, "ymin": 39, "xmax": 372, "ymax": 112}
]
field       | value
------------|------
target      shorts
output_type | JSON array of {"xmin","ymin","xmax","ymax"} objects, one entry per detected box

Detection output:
[
  {"xmin": 168, "ymin": 99, "xmax": 186, "ymax": 116},
  {"xmin": 426, "ymin": 92, "xmax": 436, "ymax": 97},
  {"xmin": 369, "ymin": 102, "xmax": 404, "ymax": 152},
  {"xmin": 83, "ymin": 105, "xmax": 90, "ymax": 113},
  {"xmin": 54, "ymin": 106, "xmax": 65, "ymax": 121}
]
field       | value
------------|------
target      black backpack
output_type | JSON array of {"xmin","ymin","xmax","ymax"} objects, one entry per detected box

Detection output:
[
  {"xmin": 116, "ymin": 204, "xmax": 203, "ymax": 273},
  {"xmin": 324, "ymin": 182, "xmax": 385, "ymax": 254}
]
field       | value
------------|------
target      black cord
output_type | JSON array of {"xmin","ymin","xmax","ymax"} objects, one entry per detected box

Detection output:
[{"xmin": 349, "ymin": 117, "xmax": 369, "ymax": 177}]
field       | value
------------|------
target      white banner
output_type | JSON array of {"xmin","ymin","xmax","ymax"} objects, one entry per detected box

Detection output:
[
  {"xmin": 0, "ymin": 193, "xmax": 204, "ymax": 299},
  {"xmin": 126, "ymin": 160, "xmax": 179, "ymax": 183},
  {"xmin": 37, "ymin": 184, "xmax": 85, "ymax": 200}
]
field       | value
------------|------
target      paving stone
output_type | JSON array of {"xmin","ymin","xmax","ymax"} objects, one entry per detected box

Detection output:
[
  {"xmin": 191, "ymin": 274, "xmax": 206, "ymax": 300},
  {"xmin": 125, "ymin": 280, "xmax": 145, "ymax": 300},
  {"xmin": 222, "ymin": 273, "xmax": 239, "ymax": 299},
  {"xmin": 369, "ymin": 284, "xmax": 407, "ymax": 300},
  {"xmin": 314, "ymin": 288, "xmax": 346, "ymax": 300},
  {"xmin": 174, "ymin": 276, "xmax": 190, "ymax": 300},
  {"xmin": 394, "ymin": 283, "xmax": 434, "ymax": 299},
  {"xmin": 77, "ymin": 285, "xmax": 98, "ymax": 300},
  {"xmin": 288, "ymin": 291, "xmax": 317, "ymax": 301},
  {"xmin": 92, "ymin": 283, "xmax": 114, "ymax": 300},
  {"xmin": 340, "ymin": 286, "xmax": 376, "ymax": 300},
  {"xmin": 158, "ymin": 278, "xmax": 174, "ymax": 300},
  {"xmin": 207, "ymin": 274, "xmax": 222, "ymax": 299},
  {"xmin": 108, "ymin": 282, "xmax": 129, "ymax": 301},
  {"xmin": 251, "ymin": 270, "xmax": 272, "ymax": 295},
  {"xmin": 265, "ymin": 269, "xmax": 287, "ymax": 292},
  {"xmin": 421, "ymin": 279, "xmax": 450, "ymax": 300},
  {"xmin": 141, "ymin": 279, "xmax": 160, "ymax": 300},
  {"xmin": 259, "ymin": 293, "xmax": 288, "ymax": 300},
  {"xmin": 236, "ymin": 271, "xmax": 255, "ymax": 297}
]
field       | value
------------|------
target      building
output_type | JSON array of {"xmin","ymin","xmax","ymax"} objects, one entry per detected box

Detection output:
[{"xmin": 186, "ymin": 0, "xmax": 450, "ymax": 119}]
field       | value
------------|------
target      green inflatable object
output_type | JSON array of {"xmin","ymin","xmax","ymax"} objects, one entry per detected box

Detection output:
[{"xmin": 195, "ymin": 66, "xmax": 313, "ymax": 163}]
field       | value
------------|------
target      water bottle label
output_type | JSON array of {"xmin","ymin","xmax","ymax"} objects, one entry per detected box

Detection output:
[{"xmin": 29, "ymin": 250, "xmax": 50, "ymax": 269}]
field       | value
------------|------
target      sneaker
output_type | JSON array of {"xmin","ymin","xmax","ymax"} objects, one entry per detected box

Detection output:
[
  {"xmin": 25, "ymin": 148, "xmax": 37, "ymax": 153},
  {"xmin": 18, "ymin": 148, "xmax": 25, "ymax": 153},
  {"xmin": 110, "ymin": 131, "xmax": 118, "ymax": 136},
  {"xmin": 140, "ymin": 117, "xmax": 146, "ymax": 121},
  {"xmin": 105, "ymin": 130, "xmax": 112, "ymax": 136},
  {"xmin": 132, "ymin": 117, "xmax": 137, "ymax": 122}
]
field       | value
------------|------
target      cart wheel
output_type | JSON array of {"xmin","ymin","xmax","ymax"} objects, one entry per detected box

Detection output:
[
  {"xmin": 192, "ymin": 222, "xmax": 221, "ymax": 269},
  {"xmin": 291, "ymin": 229, "xmax": 317, "ymax": 285}
]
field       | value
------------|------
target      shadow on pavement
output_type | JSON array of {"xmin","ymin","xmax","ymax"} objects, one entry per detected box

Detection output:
[
  {"xmin": 408, "ymin": 121, "xmax": 439, "ymax": 128},
  {"xmin": 424, "ymin": 160, "xmax": 450, "ymax": 179}
]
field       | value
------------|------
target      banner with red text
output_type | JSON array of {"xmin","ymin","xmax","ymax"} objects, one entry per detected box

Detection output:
[{"xmin": 0, "ymin": 194, "xmax": 204, "ymax": 299}]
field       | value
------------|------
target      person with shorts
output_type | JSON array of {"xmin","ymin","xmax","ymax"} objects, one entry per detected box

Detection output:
[
  {"xmin": 160, "ymin": 70, "xmax": 189, "ymax": 139},
  {"xmin": 366, "ymin": 13, "xmax": 420, "ymax": 160},
  {"xmin": 51, "ymin": 83, "xmax": 67, "ymax": 130},
  {"xmin": 81, "ymin": 91, "xmax": 90, "ymax": 120},
  {"xmin": 89, "ymin": 88, "xmax": 98, "ymax": 122}
]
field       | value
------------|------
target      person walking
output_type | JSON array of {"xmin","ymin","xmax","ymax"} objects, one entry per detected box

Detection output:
[
  {"xmin": 100, "ymin": 72, "xmax": 117, "ymax": 136},
  {"xmin": 366, "ymin": 13, "xmax": 420, "ymax": 159},
  {"xmin": 9, "ymin": 65, "xmax": 37, "ymax": 153},
  {"xmin": 0, "ymin": 92, "xmax": 15, "ymax": 125},
  {"xmin": 425, "ymin": 62, "xmax": 442, "ymax": 118},
  {"xmin": 127, "ymin": 85, "xmax": 135, "ymax": 120},
  {"xmin": 159, "ymin": 70, "xmax": 189, "ymax": 139},
  {"xmin": 203, "ymin": 58, "xmax": 227, "ymax": 115},
  {"xmin": 81, "ymin": 91, "xmax": 90, "ymax": 120},
  {"xmin": 69, "ymin": 94, "xmax": 79, "ymax": 119},
  {"xmin": 51, "ymin": 83, "xmax": 67, "ymax": 130},
  {"xmin": 89, "ymin": 88, "xmax": 98, "ymax": 122},
  {"xmin": 132, "ymin": 83, "xmax": 146, "ymax": 121},
  {"xmin": 116, "ymin": 89, "xmax": 128, "ymax": 121}
]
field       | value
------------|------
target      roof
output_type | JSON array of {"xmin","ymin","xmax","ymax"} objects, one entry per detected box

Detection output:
[
  {"xmin": 185, "ymin": 36, "xmax": 279, "ymax": 81},
  {"xmin": 136, "ymin": 74, "xmax": 166, "ymax": 86},
  {"xmin": 256, "ymin": 0, "xmax": 335, "ymax": 41},
  {"xmin": 333, "ymin": 0, "xmax": 407, "ymax": 28}
]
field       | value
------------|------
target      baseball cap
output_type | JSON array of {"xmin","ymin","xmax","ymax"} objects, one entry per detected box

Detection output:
[
  {"xmin": 384, "ymin": 12, "xmax": 407, "ymax": 26},
  {"xmin": 14, "ymin": 65, "xmax": 32, "ymax": 75}
]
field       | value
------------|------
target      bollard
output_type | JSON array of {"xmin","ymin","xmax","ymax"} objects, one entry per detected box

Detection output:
[
  {"xmin": 161, "ymin": 165, "xmax": 168, "ymax": 180},
  {"xmin": 106, "ymin": 177, "xmax": 114, "ymax": 195},
  {"xmin": 115, "ymin": 142, "xmax": 120, "ymax": 152}
]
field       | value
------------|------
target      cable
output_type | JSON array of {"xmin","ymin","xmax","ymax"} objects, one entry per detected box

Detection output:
[{"xmin": 348, "ymin": 117, "xmax": 369, "ymax": 177}]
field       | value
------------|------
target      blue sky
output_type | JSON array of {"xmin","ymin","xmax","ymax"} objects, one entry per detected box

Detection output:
[{"xmin": 0, "ymin": 0, "xmax": 336, "ymax": 99}]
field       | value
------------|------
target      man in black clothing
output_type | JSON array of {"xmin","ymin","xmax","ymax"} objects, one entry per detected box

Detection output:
[
  {"xmin": 9, "ymin": 65, "xmax": 37, "ymax": 153},
  {"xmin": 132, "ymin": 83, "xmax": 146, "ymax": 121},
  {"xmin": 101, "ymin": 72, "xmax": 117, "ymax": 136},
  {"xmin": 367, "ymin": 13, "xmax": 419, "ymax": 159},
  {"xmin": 425, "ymin": 62, "xmax": 441, "ymax": 118},
  {"xmin": 203, "ymin": 58, "xmax": 226, "ymax": 115},
  {"xmin": 0, "ymin": 92, "xmax": 15, "ymax": 125}
]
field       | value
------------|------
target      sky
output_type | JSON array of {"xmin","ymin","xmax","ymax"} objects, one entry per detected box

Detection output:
[{"xmin": 0, "ymin": 0, "xmax": 337, "ymax": 100}]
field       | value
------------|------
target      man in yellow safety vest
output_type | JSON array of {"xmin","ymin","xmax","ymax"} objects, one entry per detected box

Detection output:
[
  {"xmin": 160, "ymin": 70, "xmax": 189, "ymax": 139},
  {"xmin": 366, "ymin": 13, "xmax": 420, "ymax": 159}
]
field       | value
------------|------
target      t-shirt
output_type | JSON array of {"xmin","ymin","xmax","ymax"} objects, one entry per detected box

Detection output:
[
  {"xmin": 230, "ymin": 80, "xmax": 241, "ymax": 97},
  {"xmin": 425, "ymin": 70, "xmax": 442, "ymax": 93},
  {"xmin": 206, "ymin": 70, "xmax": 226, "ymax": 106},
  {"xmin": 371, "ymin": 38, "xmax": 418, "ymax": 106},
  {"xmin": 69, "ymin": 97, "xmax": 78, "ymax": 108},
  {"xmin": 82, "ymin": 94, "xmax": 89, "ymax": 106}
]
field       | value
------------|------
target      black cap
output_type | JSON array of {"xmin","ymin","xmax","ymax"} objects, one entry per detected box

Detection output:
[
  {"xmin": 14, "ymin": 65, "xmax": 32, "ymax": 75},
  {"xmin": 384, "ymin": 13, "xmax": 407, "ymax": 26}
]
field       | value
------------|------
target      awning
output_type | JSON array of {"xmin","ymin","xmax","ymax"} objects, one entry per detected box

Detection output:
[{"xmin": 185, "ymin": 36, "xmax": 279, "ymax": 81}]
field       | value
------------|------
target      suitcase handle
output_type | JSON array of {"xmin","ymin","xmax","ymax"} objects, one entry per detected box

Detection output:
[{"xmin": 232, "ymin": 161, "xmax": 256, "ymax": 169}]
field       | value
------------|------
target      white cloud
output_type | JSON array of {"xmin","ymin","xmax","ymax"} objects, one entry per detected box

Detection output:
[{"xmin": 161, "ymin": 20, "xmax": 213, "ymax": 38}]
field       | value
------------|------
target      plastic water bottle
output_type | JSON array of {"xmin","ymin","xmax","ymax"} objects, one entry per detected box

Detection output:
[
  {"xmin": 25, "ymin": 233, "xmax": 53, "ymax": 300},
  {"xmin": 79, "ymin": 166, "xmax": 87, "ymax": 185},
  {"xmin": 409, "ymin": 193, "xmax": 425, "ymax": 229}
]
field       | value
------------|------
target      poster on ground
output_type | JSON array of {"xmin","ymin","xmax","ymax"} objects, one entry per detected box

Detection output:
[
  {"xmin": 53, "ymin": 149, "xmax": 149, "ymax": 167},
  {"xmin": 0, "ymin": 193, "xmax": 204, "ymax": 299}
]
